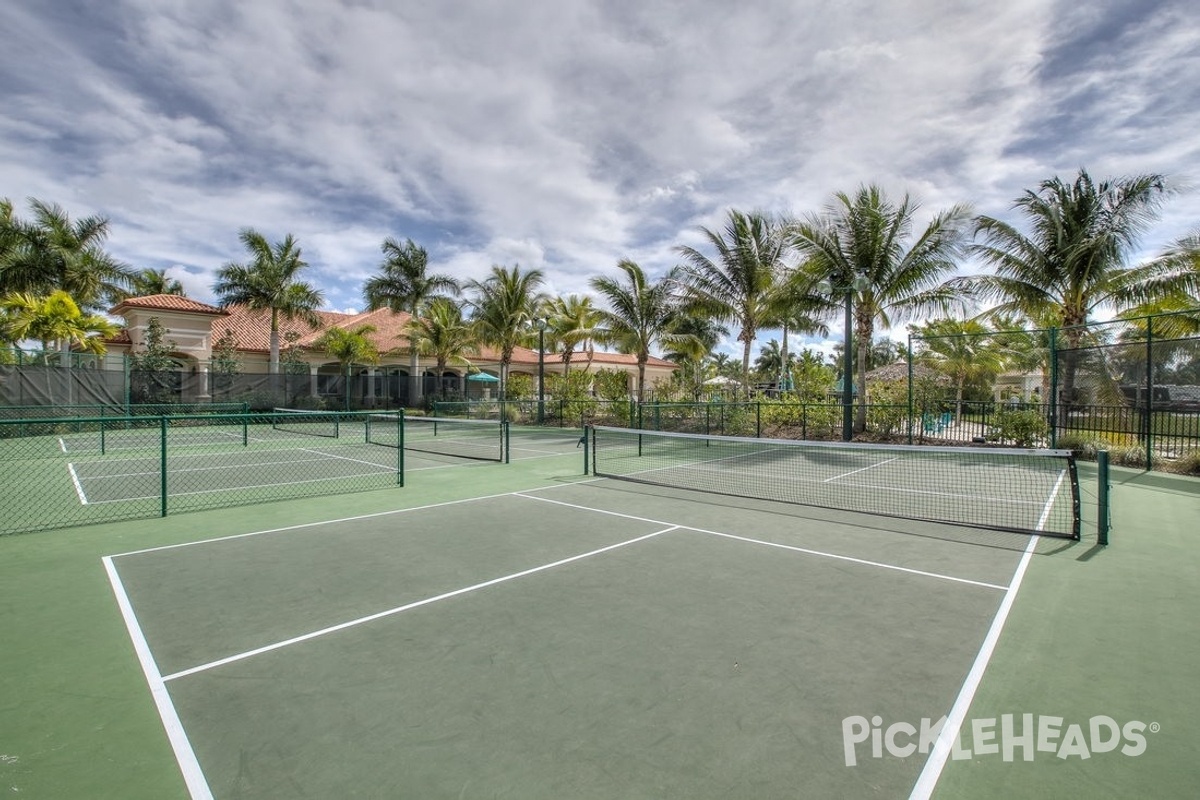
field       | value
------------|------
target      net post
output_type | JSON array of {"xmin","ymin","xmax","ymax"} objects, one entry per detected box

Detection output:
[
  {"xmin": 1097, "ymin": 450, "xmax": 1110, "ymax": 545},
  {"xmin": 242, "ymin": 412, "xmax": 248, "ymax": 447},
  {"xmin": 583, "ymin": 425, "xmax": 591, "ymax": 475},
  {"xmin": 101, "ymin": 417, "xmax": 107, "ymax": 455},
  {"xmin": 503, "ymin": 420, "xmax": 510, "ymax": 464},
  {"xmin": 160, "ymin": 416, "xmax": 168, "ymax": 518},
  {"xmin": 397, "ymin": 410, "xmax": 405, "ymax": 485}
]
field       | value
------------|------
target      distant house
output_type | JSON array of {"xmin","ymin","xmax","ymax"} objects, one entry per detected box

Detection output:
[{"xmin": 103, "ymin": 295, "xmax": 676, "ymax": 405}]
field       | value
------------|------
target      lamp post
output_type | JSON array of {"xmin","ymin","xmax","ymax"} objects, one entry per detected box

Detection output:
[
  {"xmin": 819, "ymin": 275, "xmax": 865, "ymax": 442},
  {"xmin": 534, "ymin": 317, "xmax": 547, "ymax": 424}
]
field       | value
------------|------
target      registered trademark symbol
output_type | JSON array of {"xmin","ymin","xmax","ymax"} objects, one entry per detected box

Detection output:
[{"xmin": 1149, "ymin": 722, "xmax": 1160, "ymax": 733}]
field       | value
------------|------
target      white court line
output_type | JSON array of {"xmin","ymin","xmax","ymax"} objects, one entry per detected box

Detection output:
[
  {"xmin": 103, "ymin": 557, "xmax": 213, "ymax": 800},
  {"xmin": 515, "ymin": 492, "xmax": 1006, "ymax": 590},
  {"xmin": 823, "ymin": 456, "xmax": 899, "ymax": 482},
  {"xmin": 162, "ymin": 527, "xmax": 676, "ymax": 682},
  {"xmin": 58, "ymin": 437, "xmax": 68, "ymax": 453},
  {"xmin": 67, "ymin": 463, "xmax": 89, "ymax": 505},
  {"xmin": 907, "ymin": 469, "xmax": 1066, "ymax": 800}
]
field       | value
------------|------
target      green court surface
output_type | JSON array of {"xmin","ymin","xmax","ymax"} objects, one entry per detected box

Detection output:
[{"xmin": 1, "ymin": 428, "xmax": 1197, "ymax": 799}]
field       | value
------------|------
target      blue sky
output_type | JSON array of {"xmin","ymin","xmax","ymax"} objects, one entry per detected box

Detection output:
[{"xmin": 2, "ymin": 0, "xmax": 1198, "ymax": 357}]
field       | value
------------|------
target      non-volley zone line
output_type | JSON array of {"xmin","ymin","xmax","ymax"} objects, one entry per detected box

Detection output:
[{"xmin": 159, "ymin": 526, "xmax": 678, "ymax": 682}]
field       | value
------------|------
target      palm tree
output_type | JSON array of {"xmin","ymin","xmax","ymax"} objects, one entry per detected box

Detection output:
[
  {"xmin": 313, "ymin": 324, "xmax": 379, "ymax": 410},
  {"xmin": 0, "ymin": 199, "xmax": 133, "ymax": 310},
  {"xmin": 128, "ymin": 268, "xmax": 185, "ymax": 297},
  {"xmin": 789, "ymin": 185, "xmax": 973, "ymax": 432},
  {"xmin": 591, "ymin": 259, "xmax": 686, "ymax": 402},
  {"xmin": 464, "ymin": 264, "xmax": 546, "ymax": 401},
  {"xmin": 664, "ymin": 312, "xmax": 728, "ymax": 399},
  {"xmin": 363, "ymin": 237, "xmax": 461, "ymax": 404},
  {"xmin": 961, "ymin": 169, "xmax": 1173, "ymax": 405},
  {"xmin": 911, "ymin": 318, "xmax": 1005, "ymax": 421},
  {"xmin": 406, "ymin": 297, "xmax": 479, "ymax": 397},
  {"xmin": 213, "ymin": 229, "xmax": 324, "ymax": 375},
  {"xmin": 675, "ymin": 210, "xmax": 789, "ymax": 392},
  {"xmin": 1, "ymin": 290, "xmax": 118, "ymax": 378},
  {"xmin": 546, "ymin": 294, "xmax": 602, "ymax": 377},
  {"xmin": 753, "ymin": 339, "xmax": 793, "ymax": 382}
]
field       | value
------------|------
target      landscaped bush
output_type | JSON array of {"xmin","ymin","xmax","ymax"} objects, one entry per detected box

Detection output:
[{"xmin": 991, "ymin": 409, "xmax": 1049, "ymax": 447}]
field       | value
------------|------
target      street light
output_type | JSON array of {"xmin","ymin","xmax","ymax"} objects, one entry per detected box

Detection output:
[
  {"xmin": 818, "ymin": 274, "xmax": 868, "ymax": 442},
  {"xmin": 533, "ymin": 317, "xmax": 547, "ymax": 424}
]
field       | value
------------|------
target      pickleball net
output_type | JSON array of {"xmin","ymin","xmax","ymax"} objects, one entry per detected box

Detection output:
[
  {"xmin": 367, "ymin": 413, "xmax": 507, "ymax": 463},
  {"xmin": 587, "ymin": 426, "xmax": 1080, "ymax": 538},
  {"xmin": 271, "ymin": 408, "xmax": 341, "ymax": 439}
]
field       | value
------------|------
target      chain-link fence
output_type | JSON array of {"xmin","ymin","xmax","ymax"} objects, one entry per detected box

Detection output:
[{"xmin": 0, "ymin": 410, "xmax": 403, "ymax": 536}]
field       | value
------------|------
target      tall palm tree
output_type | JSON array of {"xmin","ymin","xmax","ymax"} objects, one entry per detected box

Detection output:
[
  {"xmin": 546, "ymin": 294, "xmax": 602, "ymax": 377},
  {"xmin": 213, "ymin": 229, "xmax": 324, "ymax": 375},
  {"xmin": 0, "ymin": 199, "xmax": 133, "ymax": 310},
  {"xmin": 591, "ymin": 259, "xmax": 686, "ymax": 402},
  {"xmin": 363, "ymin": 237, "xmax": 461, "ymax": 404},
  {"xmin": 789, "ymin": 185, "xmax": 973, "ymax": 431},
  {"xmin": 406, "ymin": 297, "xmax": 479, "ymax": 396},
  {"xmin": 675, "ymin": 209, "xmax": 789, "ymax": 392},
  {"xmin": 961, "ymin": 169, "xmax": 1173, "ymax": 404},
  {"xmin": 1, "ymin": 290, "xmax": 118, "ymax": 371},
  {"xmin": 464, "ymin": 264, "xmax": 546, "ymax": 401}
]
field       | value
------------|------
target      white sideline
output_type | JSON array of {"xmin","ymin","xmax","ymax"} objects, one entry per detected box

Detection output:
[
  {"xmin": 906, "ymin": 469, "xmax": 1066, "ymax": 800},
  {"xmin": 103, "ymin": 557, "xmax": 213, "ymax": 800}
]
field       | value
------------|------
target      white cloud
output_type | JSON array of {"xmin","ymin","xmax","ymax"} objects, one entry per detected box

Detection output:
[{"xmin": 0, "ymin": 0, "xmax": 1196, "ymax": 338}]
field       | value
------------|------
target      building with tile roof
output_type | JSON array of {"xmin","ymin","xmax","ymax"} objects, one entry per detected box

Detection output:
[{"xmin": 102, "ymin": 295, "xmax": 677, "ymax": 406}]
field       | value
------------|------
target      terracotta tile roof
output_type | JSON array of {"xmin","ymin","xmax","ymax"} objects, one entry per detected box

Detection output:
[
  {"xmin": 109, "ymin": 294, "xmax": 229, "ymax": 316},
  {"xmin": 212, "ymin": 305, "xmax": 345, "ymax": 354},
  {"xmin": 104, "ymin": 295, "xmax": 677, "ymax": 370}
]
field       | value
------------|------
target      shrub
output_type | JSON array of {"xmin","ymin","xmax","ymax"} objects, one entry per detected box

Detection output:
[{"xmin": 991, "ymin": 409, "xmax": 1049, "ymax": 447}]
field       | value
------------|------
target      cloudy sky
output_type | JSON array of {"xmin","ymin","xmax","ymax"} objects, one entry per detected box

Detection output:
[{"xmin": 2, "ymin": 0, "xmax": 1198, "ymax": 353}]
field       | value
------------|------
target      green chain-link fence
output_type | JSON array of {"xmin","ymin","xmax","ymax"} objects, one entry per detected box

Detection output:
[{"xmin": 0, "ymin": 410, "xmax": 404, "ymax": 536}]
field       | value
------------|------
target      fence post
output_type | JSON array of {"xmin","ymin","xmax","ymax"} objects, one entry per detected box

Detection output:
[
  {"xmin": 906, "ymin": 335, "xmax": 914, "ymax": 445},
  {"xmin": 1048, "ymin": 327, "xmax": 1058, "ymax": 448},
  {"xmin": 160, "ymin": 416, "xmax": 168, "ymax": 517},
  {"xmin": 756, "ymin": 402, "xmax": 761, "ymax": 438},
  {"xmin": 1145, "ymin": 317, "xmax": 1154, "ymax": 469}
]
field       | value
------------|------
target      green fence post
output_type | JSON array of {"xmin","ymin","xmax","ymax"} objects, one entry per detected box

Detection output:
[
  {"xmin": 398, "ymin": 409, "xmax": 405, "ymax": 486},
  {"xmin": 1145, "ymin": 316, "xmax": 1154, "ymax": 469},
  {"xmin": 906, "ymin": 335, "xmax": 914, "ymax": 445},
  {"xmin": 1048, "ymin": 327, "xmax": 1058, "ymax": 448},
  {"xmin": 160, "ymin": 416, "xmax": 168, "ymax": 517},
  {"xmin": 1097, "ymin": 450, "xmax": 1110, "ymax": 546},
  {"xmin": 756, "ymin": 401, "xmax": 761, "ymax": 438}
]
